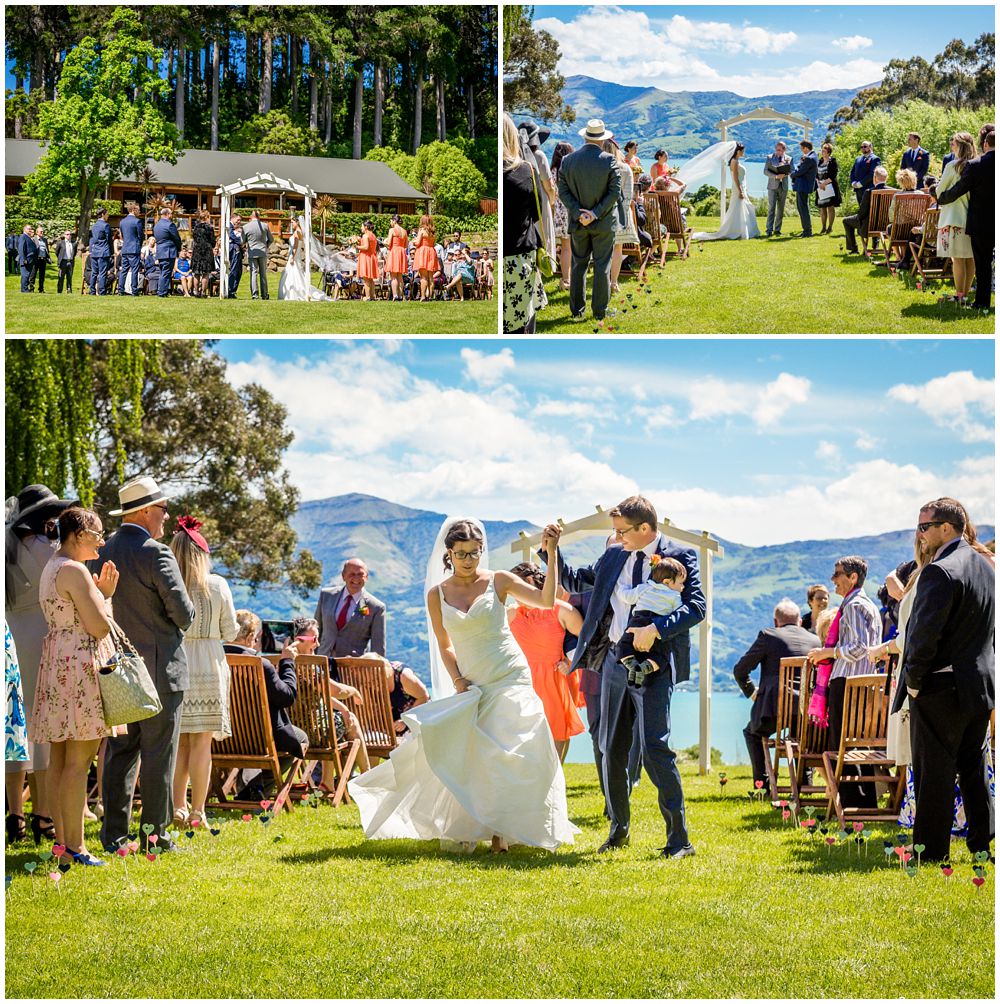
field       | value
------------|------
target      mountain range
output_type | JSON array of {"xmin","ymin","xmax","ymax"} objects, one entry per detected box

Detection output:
[
  {"xmin": 228, "ymin": 494, "xmax": 992, "ymax": 695},
  {"xmin": 536, "ymin": 74, "xmax": 877, "ymax": 160}
]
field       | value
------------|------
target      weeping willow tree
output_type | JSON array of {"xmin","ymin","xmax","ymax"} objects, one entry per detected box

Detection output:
[{"xmin": 4, "ymin": 339, "xmax": 158, "ymax": 504}]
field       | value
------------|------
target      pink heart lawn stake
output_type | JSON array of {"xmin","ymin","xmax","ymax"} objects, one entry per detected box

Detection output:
[
  {"xmin": 779, "ymin": 800, "xmax": 788, "ymax": 808},
  {"xmin": 49, "ymin": 871, "xmax": 61, "ymax": 884},
  {"xmin": 893, "ymin": 846, "xmax": 906, "ymax": 858},
  {"xmin": 148, "ymin": 834, "xmax": 158, "ymax": 845},
  {"xmin": 852, "ymin": 822, "xmax": 864, "ymax": 833},
  {"xmin": 146, "ymin": 853, "xmax": 157, "ymax": 862},
  {"xmin": 52, "ymin": 844, "xmax": 66, "ymax": 858},
  {"xmin": 241, "ymin": 813, "xmax": 252, "ymax": 822},
  {"xmin": 754, "ymin": 780, "xmax": 764, "ymax": 789},
  {"xmin": 973, "ymin": 877, "xmax": 985, "ymax": 888},
  {"xmin": 127, "ymin": 841, "xmax": 139, "ymax": 854},
  {"xmin": 826, "ymin": 837, "xmax": 836, "ymax": 846},
  {"xmin": 116, "ymin": 847, "xmax": 128, "ymax": 857},
  {"xmin": 782, "ymin": 810, "xmax": 790, "ymax": 821},
  {"xmin": 190, "ymin": 817, "xmax": 201, "ymax": 827}
]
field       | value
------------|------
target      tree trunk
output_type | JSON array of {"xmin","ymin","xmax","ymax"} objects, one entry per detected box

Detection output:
[
  {"xmin": 402, "ymin": 47, "xmax": 411, "ymax": 151},
  {"xmin": 309, "ymin": 54, "xmax": 318, "ymax": 131},
  {"xmin": 413, "ymin": 58, "xmax": 424, "ymax": 155},
  {"xmin": 323, "ymin": 61, "xmax": 332, "ymax": 144},
  {"xmin": 436, "ymin": 75, "xmax": 446, "ymax": 141},
  {"xmin": 211, "ymin": 38, "xmax": 220, "ymax": 150},
  {"xmin": 31, "ymin": 50, "xmax": 45, "ymax": 95},
  {"xmin": 78, "ymin": 173, "xmax": 98, "ymax": 247},
  {"xmin": 466, "ymin": 78, "xmax": 475, "ymax": 139},
  {"xmin": 352, "ymin": 59, "xmax": 364, "ymax": 159},
  {"xmin": 175, "ymin": 41, "xmax": 185, "ymax": 137},
  {"xmin": 290, "ymin": 36, "xmax": 298, "ymax": 115},
  {"xmin": 53, "ymin": 53, "xmax": 62, "ymax": 102},
  {"xmin": 14, "ymin": 74, "xmax": 23, "ymax": 138},
  {"xmin": 373, "ymin": 59, "xmax": 383, "ymax": 148},
  {"xmin": 260, "ymin": 30, "xmax": 273, "ymax": 114}
]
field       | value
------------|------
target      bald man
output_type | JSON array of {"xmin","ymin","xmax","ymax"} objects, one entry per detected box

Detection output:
[{"xmin": 315, "ymin": 558, "xmax": 387, "ymax": 662}]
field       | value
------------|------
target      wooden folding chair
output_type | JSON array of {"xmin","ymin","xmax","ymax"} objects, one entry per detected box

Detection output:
[
  {"xmin": 909, "ymin": 208, "xmax": 952, "ymax": 284},
  {"xmin": 335, "ymin": 657, "xmax": 399, "ymax": 763},
  {"xmin": 288, "ymin": 654, "xmax": 362, "ymax": 807},
  {"xmin": 207, "ymin": 654, "xmax": 302, "ymax": 813},
  {"xmin": 822, "ymin": 674, "xmax": 905, "ymax": 827},
  {"xmin": 762, "ymin": 657, "xmax": 806, "ymax": 801},
  {"xmin": 653, "ymin": 191, "xmax": 692, "ymax": 260},
  {"xmin": 864, "ymin": 188, "xmax": 895, "ymax": 259},
  {"xmin": 874, "ymin": 192, "xmax": 931, "ymax": 268},
  {"xmin": 642, "ymin": 192, "xmax": 663, "ymax": 262},
  {"xmin": 787, "ymin": 660, "xmax": 829, "ymax": 807}
]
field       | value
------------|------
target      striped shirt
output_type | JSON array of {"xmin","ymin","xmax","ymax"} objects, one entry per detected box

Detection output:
[{"xmin": 830, "ymin": 587, "xmax": 882, "ymax": 681}]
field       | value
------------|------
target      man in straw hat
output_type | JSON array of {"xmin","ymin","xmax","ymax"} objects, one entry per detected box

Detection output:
[
  {"xmin": 556, "ymin": 118, "xmax": 622, "ymax": 323},
  {"xmin": 94, "ymin": 476, "xmax": 195, "ymax": 853}
]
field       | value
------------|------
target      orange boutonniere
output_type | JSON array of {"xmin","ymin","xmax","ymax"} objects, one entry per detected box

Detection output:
[{"xmin": 356, "ymin": 600, "xmax": 370, "ymax": 618}]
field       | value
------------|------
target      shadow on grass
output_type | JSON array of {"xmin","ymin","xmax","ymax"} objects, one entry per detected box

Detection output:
[
  {"xmin": 278, "ymin": 841, "xmax": 590, "ymax": 869},
  {"xmin": 900, "ymin": 302, "xmax": 993, "ymax": 323}
]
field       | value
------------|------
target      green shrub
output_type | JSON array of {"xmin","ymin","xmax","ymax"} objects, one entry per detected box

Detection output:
[
  {"xmin": 312, "ymin": 212, "xmax": 496, "ymax": 244},
  {"xmin": 6, "ymin": 195, "xmax": 123, "ymax": 235}
]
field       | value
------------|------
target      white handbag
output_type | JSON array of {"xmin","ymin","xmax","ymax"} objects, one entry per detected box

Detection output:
[{"xmin": 97, "ymin": 620, "xmax": 163, "ymax": 727}]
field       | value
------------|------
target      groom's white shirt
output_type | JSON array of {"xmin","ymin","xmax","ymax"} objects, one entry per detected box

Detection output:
[{"xmin": 609, "ymin": 533, "xmax": 662, "ymax": 643}]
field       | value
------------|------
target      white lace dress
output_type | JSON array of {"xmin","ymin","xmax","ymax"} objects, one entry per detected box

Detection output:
[
  {"xmin": 693, "ymin": 162, "xmax": 760, "ymax": 241},
  {"xmin": 349, "ymin": 574, "xmax": 579, "ymax": 850}
]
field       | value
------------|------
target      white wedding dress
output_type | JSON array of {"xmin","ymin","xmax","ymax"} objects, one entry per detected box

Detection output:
[
  {"xmin": 348, "ymin": 573, "xmax": 579, "ymax": 850},
  {"xmin": 278, "ymin": 227, "xmax": 330, "ymax": 301},
  {"xmin": 692, "ymin": 162, "xmax": 760, "ymax": 241}
]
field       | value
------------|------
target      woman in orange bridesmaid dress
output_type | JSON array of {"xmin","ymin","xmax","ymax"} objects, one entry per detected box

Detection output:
[
  {"xmin": 356, "ymin": 220, "xmax": 379, "ymax": 301},
  {"xmin": 508, "ymin": 563, "xmax": 585, "ymax": 762},
  {"xmin": 413, "ymin": 215, "xmax": 439, "ymax": 301},
  {"xmin": 386, "ymin": 214, "xmax": 408, "ymax": 301}
]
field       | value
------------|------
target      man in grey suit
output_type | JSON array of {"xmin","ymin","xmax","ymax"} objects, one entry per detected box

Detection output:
[
  {"xmin": 763, "ymin": 141, "xmax": 791, "ymax": 237},
  {"xmin": 315, "ymin": 558, "xmax": 387, "ymax": 665},
  {"xmin": 556, "ymin": 118, "xmax": 622, "ymax": 322},
  {"xmin": 244, "ymin": 210, "xmax": 273, "ymax": 300},
  {"xmin": 95, "ymin": 476, "xmax": 195, "ymax": 852}
]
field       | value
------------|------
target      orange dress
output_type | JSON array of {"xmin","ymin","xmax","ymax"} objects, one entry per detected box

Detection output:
[
  {"xmin": 357, "ymin": 231, "xmax": 379, "ymax": 280},
  {"xmin": 387, "ymin": 225, "xmax": 408, "ymax": 274},
  {"xmin": 413, "ymin": 233, "xmax": 438, "ymax": 273},
  {"xmin": 509, "ymin": 606, "xmax": 585, "ymax": 743}
]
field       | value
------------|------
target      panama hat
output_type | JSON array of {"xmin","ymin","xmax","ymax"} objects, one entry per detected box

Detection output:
[
  {"xmin": 578, "ymin": 118, "xmax": 614, "ymax": 142},
  {"xmin": 109, "ymin": 476, "xmax": 171, "ymax": 517}
]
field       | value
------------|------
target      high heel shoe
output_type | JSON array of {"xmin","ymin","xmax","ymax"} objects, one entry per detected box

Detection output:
[
  {"xmin": 30, "ymin": 813, "xmax": 56, "ymax": 846},
  {"xmin": 5, "ymin": 813, "xmax": 26, "ymax": 843},
  {"xmin": 68, "ymin": 849, "xmax": 106, "ymax": 867}
]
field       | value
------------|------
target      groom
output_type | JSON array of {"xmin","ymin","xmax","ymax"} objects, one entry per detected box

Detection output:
[
  {"xmin": 790, "ymin": 141, "xmax": 818, "ymax": 237},
  {"xmin": 543, "ymin": 496, "xmax": 705, "ymax": 857}
]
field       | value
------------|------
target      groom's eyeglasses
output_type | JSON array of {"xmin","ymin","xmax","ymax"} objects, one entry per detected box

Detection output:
[
  {"xmin": 916, "ymin": 520, "xmax": 946, "ymax": 533},
  {"xmin": 451, "ymin": 548, "xmax": 483, "ymax": 561},
  {"xmin": 613, "ymin": 524, "xmax": 639, "ymax": 537}
]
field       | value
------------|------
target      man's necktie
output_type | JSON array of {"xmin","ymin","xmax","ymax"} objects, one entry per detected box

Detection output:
[
  {"xmin": 631, "ymin": 551, "xmax": 645, "ymax": 588},
  {"xmin": 336, "ymin": 594, "xmax": 351, "ymax": 630}
]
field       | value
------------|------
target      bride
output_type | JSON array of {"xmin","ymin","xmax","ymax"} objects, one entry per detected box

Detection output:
[
  {"xmin": 676, "ymin": 140, "xmax": 760, "ymax": 241},
  {"xmin": 278, "ymin": 215, "xmax": 330, "ymax": 300},
  {"xmin": 348, "ymin": 518, "xmax": 579, "ymax": 853}
]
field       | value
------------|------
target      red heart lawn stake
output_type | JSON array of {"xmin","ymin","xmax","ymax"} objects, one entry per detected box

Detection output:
[{"xmin": 972, "ymin": 877, "xmax": 985, "ymax": 889}]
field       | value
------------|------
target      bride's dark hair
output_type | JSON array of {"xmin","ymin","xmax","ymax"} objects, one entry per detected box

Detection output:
[
  {"xmin": 728, "ymin": 143, "xmax": 745, "ymax": 165},
  {"xmin": 442, "ymin": 520, "xmax": 485, "ymax": 571}
]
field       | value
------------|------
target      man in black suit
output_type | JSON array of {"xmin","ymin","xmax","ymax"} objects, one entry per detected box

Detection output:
[
  {"xmin": 31, "ymin": 225, "xmax": 49, "ymax": 292},
  {"xmin": 6, "ymin": 232, "xmax": 19, "ymax": 274},
  {"xmin": 936, "ymin": 130, "xmax": 994, "ymax": 310},
  {"xmin": 733, "ymin": 599, "xmax": 820, "ymax": 790},
  {"xmin": 227, "ymin": 213, "xmax": 245, "ymax": 297},
  {"xmin": 55, "ymin": 231, "xmax": 77, "ymax": 293},
  {"xmin": 17, "ymin": 224, "xmax": 37, "ymax": 292},
  {"xmin": 842, "ymin": 166, "xmax": 889, "ymax": 254},
  {"xmin": 895, "ymin": 498, "xmax": 995, "ymax": 862}
]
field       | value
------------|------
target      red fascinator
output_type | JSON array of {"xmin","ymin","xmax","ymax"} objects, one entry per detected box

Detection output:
[{"xmin": 176, "ymin": 515, "xmax": 210, "ymax": 553}]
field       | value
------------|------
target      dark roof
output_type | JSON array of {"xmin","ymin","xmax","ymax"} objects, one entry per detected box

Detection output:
[{"xmin": 5, "ymin": 140, "xmax": 430, "ymax": 202}]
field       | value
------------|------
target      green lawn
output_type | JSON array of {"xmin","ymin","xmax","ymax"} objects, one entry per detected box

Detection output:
[
  {"xmin": 5, "ymin": 763, "xmax": 993, "ymax": 998},
  {"xmin": 536, "ymin": 219, "xmax": 995, "ymax": 334},
  {"xmin": 4, "ymin": 271, "xmax": 496, "ymax": 335}
]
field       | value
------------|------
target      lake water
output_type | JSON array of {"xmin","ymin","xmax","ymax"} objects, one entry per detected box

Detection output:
[
  {"xmin": 567, "ymin": 689, "xmax": 751, "ymax": 766},
  {"xmin": 670, "ymin": 159, "xmax": 769, "ymax": 198}
]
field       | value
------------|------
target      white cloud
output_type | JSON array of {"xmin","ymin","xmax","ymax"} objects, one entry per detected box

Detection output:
[
  {"xmin": 460, "ymin": 347, "xmax": 515, "ymax": 386},
  {"xmin": 816, "ymin": 441, "xmax": 841, "ymax": 461},
  {"xmin": 661, "ymin": 14, "xmax": 797, "ymax": 55},
  {"xmin": 832, "ymin": 35, "xmax": 874, "ymax": 52},
  {"xmin": 686, "ymin": 372, "xmax": 811, "ymax": 428},
  {"xmin": 855, "ymin": 432, "xmax": 880, "ymax": 451},
  {"xmin": 888, "ymin": 371, "xmax": 995, "ymax": 443},
  {"xmin": 534, "ymin": 399, "xmax": 598, "ymax": 419}
]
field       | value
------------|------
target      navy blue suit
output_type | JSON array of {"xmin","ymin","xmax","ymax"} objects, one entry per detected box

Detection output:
[
  {"xmin": 850, "ymin": 153, "xmax": 881, "ymax": 203},
  {"xmin": 790, "ymin": 151, "xmax": 818, "ymax": 235},
  {"xmin": 17, "ymin": 232, "xmax": 37, "ymax": 292},
  {"xmin": 153, "ymin": 217, "xmax": 181, "ymax": 296},
  {"xmin": 901, "ymin": 146, "xmax": 930, "ymax": 189},
  {"xmin": 89, "ymin": 218, "xmax": 112, "ymax": 295},
  {"xmin": 556, "ymin": 537, "xmax": 705, "ymax": 850},
  {"xmin": 118, "ymin": 213, "xmax": 144, "ymax": 295},
  {"xmin": 227, "ymin": 223, "xmax": 244, "ymax": 296}
]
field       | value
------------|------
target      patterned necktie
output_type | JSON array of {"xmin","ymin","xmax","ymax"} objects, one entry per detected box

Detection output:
[
  {"xmin": 336, "ymin": 593, "xmax": 351, "ymax": 630},
  {"xmin": 631, "ymin": 551, "xmax": 645, "ymax": 588}
]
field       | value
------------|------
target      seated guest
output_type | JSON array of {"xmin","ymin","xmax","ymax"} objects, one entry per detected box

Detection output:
[
  {"xmin": 921, "ymin": 174, "xmax": 938, "ymax": 203},
  {"xmin": 224, "ymin": 610, "xmax": 307, "ymax": 800},
  {"xmin": 140, "ymin": 236, "xmax": 158, "ymax": 294},
  {"xmin": 172, "ymin": 248, "xmax": 193, "ymax": 296},
  {"xmin": 887, "ymin": 169, "xmax": 924, "ymax": 263},
  {"xmin": 842, "ymin": 165, "xmax": 890, "ymax": 254},
  {"xmin": 443, "ymin": 247, "xmax": 477, "ymax": 301},
  {"xmin": 800, "ymin": 583, "xmax": 829, "ymax": 632},
  {"xmin": 733, "ymin": 598, "xmax": 820, "ymax": 791}
]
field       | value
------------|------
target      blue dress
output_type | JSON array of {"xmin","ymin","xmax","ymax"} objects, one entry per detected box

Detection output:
[{"xmin": 5, "ymin": 621, "xmax": 29, "ymax": 763}]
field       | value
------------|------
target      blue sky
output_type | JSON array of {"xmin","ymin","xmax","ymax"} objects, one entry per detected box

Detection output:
[
  {"xmin": 529, "ymin": 4, "xmax": 996, "ymax": 96},
  {"xmin": 215, "ymin": 339, "xmax": 994, "ymax": 546}
]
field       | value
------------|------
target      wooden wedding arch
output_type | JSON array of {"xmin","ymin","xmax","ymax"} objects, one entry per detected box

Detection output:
[
  {"xmin": 510, "ymin": 505, "xmax": 724, "ymax": 775},
  {"xmin": 716, "ymin": 107, "xmax": 812, "ymax": 217},
  {"xmin": 216, "ymin": 172, "xmax": 315, "ymax": 299}
]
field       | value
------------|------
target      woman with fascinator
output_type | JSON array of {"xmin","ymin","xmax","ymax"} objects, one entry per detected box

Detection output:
[
  {"xmin": 168, "ymin": 516, "xmax": 239, "ymax": 827},
  {"xmin": 349, "ymin": 518, "xmax": 579, "ymax": 853}
]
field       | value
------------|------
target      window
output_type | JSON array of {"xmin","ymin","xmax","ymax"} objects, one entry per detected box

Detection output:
[
  {"xmin": 382, "ymin": 204, "xmax": 398, "ymax": 214},
  {"xmin": 234, "ymin": 195, "xmax": 258, "ymax": 210}
]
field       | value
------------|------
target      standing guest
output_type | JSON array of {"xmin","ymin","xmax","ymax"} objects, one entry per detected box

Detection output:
[
  {"xmin": 169, "ymin": 517, "xmax": 238, "ymax": 828},
  {"xmin": 800, "ymin": 583, "xmax": 829, "ymax": 632},
  {"xmin": 733, "ymin": 599, "xmax": 819, "ymax": 791},
  {"xmin": 94, "ymin": 476, "xmax": 195, "ymax": 853},
  {"xmin": 413, "ymin": 215, "xmax": 438, "ymax": 302},
  {"xmin": 893, "ymin": 499, "xmax": 994, "ymax": 862},
  {"xmin": 790, "ymin": 140, "xmax": 818, "ymax": 237},
  {"xmin": 478, "ymin": 249, "xmax": 494, "ymax": 299},
  {"xmin": 5, "ymin": 485, "xmax": 78, "ymax": 845},
  {"xmin": 503, "ymin": 114, "xmax": 545, "ymax": 332},
  {"xmin": 842, "ymin": 165, "xmax": 889, "ymax": 255},
  {"xmin": 112, "ymin": 228, "xmax": 123, "ymax": 287},
  {"xmin": 315, "ymin": 558, "xmax": 386, "ymax": 661},
  {"xmin": 88, "ymin": 208, "xmax": 112, "ymax": 296},
  {"xmin": 191, "ymin": 209, "xmax": 216, "ymax": 298},
  {"xmin": 18, "ymin": 224, "xmax": 37, "ymax": 293},
  {"xmin": 153, "ymin": 207, "xmax": 181, "ymax": 298},
  {"xmin": 603, "ymin": 138, "xmax": 638, "ymax": 294},
  {"xmin": 519, "ymin": 121, "xmax": 556, "ymax": 266},
  {"xmin": 244, "ymin": 209, "xmax": 272, "ymax": 300},
  {"xmin": 557, "ymin": 118, "xmax": 622, "ymax": 323},
  {"xmin": 172, "ymin": 247, "xmax": 194, "ymax": 296},
  {"xmin": 32, "ymin": 225, "xmax": 49, "ymax": 292},
  {"xmin": 6, "ymin": 231, "xmax": 19, "ymax": 274},
  {"xmin": 901, "ymin": 133, "xmax": 930, "ymax": 190},
  {"xmin": 386, "ymin": 214, "xmax": 408, "ymax": 301},
  {"xmin": 936, "ymin": 129, "xmax": 994, "ymax": 310},
  {"xmin": 849, "ymin": 140, "xmax": 881, "ymax": 205},
  {"xmin": 31, "ymin": 506, "xmax": 120, "ymax": 866},
  {"xmin": 356, "ymin": 220, "xmax": 379, "ymax": 301},
  {"xmin": 815, "ymin": 143, "xmax": 842, "ymax": 235},
  {"xmin": 934, "ymin": 131, "xmax": 977, "ymax": 305},
  {"xmin": 118, "ymin": 203, "xmax": 143, "ymax": 296},
  {"xmin": 550, "ymin": 141, "xmax": 574, "ymax": 291},
  {"xmin": 763, "ymin": 141, "xmax": 791, "ymax": 237},
  {"xmin": 806, "ymin": 556, "xmax": 882, "ymax": 808},
  {"xmin": 227, "ymin": 213, "xmax": 245, "ymax": 297},
  {"xmin": 650, "ymin": 149, "xmax": 671, "ymax": 185},
  {"xmin": 508, "ymin": 562, "xmax": 586, "ymax": 763},
  {"xmin": 5, "ymin": 622, "xmax": 29, "ymax": 768}
]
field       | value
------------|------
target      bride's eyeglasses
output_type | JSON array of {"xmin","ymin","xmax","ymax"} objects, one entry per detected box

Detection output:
[{"xmin": 451, "ymin": 548, "xmax": 483, "ymax": 561}]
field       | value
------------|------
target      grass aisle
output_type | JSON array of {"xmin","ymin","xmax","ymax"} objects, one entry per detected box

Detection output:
[
  {"xmin": 535, "ymin": 219, "xmax": 994, "ymax": 335},
  {"xmin": 4, "ymin": 763, "xmax": 993, "ymax": 998},
  {"xmin": 3, "ymin": 273, "xmax": 496, "ymax": 335}
]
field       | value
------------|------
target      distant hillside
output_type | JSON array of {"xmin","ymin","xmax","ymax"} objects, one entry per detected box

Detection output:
[
  {"xmin": 230, "ymin": 493, "xmax": 992, "ymax": 694},
  {"xmin": 534, "ymin": 74, "xmax": 875, "ymax": 161}
]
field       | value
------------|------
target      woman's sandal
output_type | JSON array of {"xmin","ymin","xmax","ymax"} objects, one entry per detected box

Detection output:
[
  {"xmin": 172, "ymin": 808, "xmax": 190, "ymax": 827},
  {"xmin": 30, "ymin": 813, "xmax": 56, "ymax": 846},
  {"xmin": 6, "ymin": 813, "xmax": 26, "ymax": 843},
  {"xmin": 490, "ymin": 835, "xmax": 509, "ymax": 854}
]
